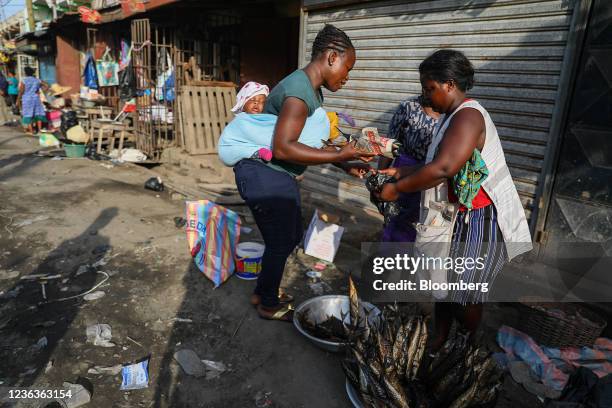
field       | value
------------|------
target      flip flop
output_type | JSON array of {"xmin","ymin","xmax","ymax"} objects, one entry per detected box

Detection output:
[
  {"xmin": 257, "ymin": 303, "xmax": 294, "ymax": 322},
  {"xmin": 250, "ymin": 291, "xmax": 294, "ymax": 306}
]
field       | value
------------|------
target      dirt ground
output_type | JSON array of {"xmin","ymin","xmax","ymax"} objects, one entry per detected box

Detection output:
[{"xmin": 0, "ymin": 126, "xmax": 549, "ymax": 408}]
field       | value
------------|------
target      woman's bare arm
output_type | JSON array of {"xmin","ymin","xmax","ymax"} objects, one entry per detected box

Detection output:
[
  {"xmin": 272, "ymin": 97, "xmax": 372, "ymax": 165},
  {"xmin": 378, "ymin": 108, "xmax": 484, "ymax": 200}
]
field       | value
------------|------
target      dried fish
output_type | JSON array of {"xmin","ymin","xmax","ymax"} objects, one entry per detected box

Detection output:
[
  {"xmin": 354, "ymin": 333, "xmax": 367, "ymax": 356},
  {"xmin": 375, "ymin": 331, "xmax": 394, "ymax": 375},
  {"xmin": 349, "ymin": 275, "xmax": 360, "ymax": 327},
  {"xmin": 397, "ymin": 317, "xmax": 416, "ymax": 377},
  {"xmin": 358, "ymin": 364, "xmax": 370, "ymax": 394},
  {"xmin": 360, "ymin": 305, "xmax": 377, "ymax": 340},
  {"xmin": 369, "ymin": 359, "xmax": 384, "ymax": 380},
  {"xmin": 437, "ymin": 347, "xmax": 481, "ymax": 405},
  {"xmin": 382, "ymin": 373, "xmax": 411, "ymax": 408},
  {"xmin": 392, "ymin": 320, "xmax": 408, "ymax": 371},
  {"xmin": 356, "ymin": 355, "xmax": 388, "ymax": 402},
  {"xmin": 342, "ymin": 360, "xmax": 360, "ymax": 387},
  {"xmin": 410, "ymin": 318, "xmax": 429, "ymax": 379},
  {"xmin": 341, "ymin": 278, "xmax": 502, "ymax": 408},
  {"xmin": 447, "ymin": 378, "xmax": 479, "ymax": 408},
  {"xmin": 426, "ymin": 334, "xmax": 456, "ymax": 377},
  {"xmin": 433, "ymin": 355, "xmax": 467, "ymax": 397},
  {"xmin": 357, "ymin": 365, "xmax": 370, "ymax": 395},
  {"xmin": 381, "ymin": 304, "xmax": 400, "ymax": 345},
  {"xmin": 448, "ymin": 358, "xmax": 498, "ymax": 408},
  {"xmin": 405, "ymin": 316, "xmax": 422, "ymax": 381},
  {"xmin": 477, "ymin": 382, "xmax": 501, "ymax": 406},
  {"xmin": 361, "ymin": 391, "xmax": 379, "ymax": 408},
  {"xmin": 352, "ymin": 347, "xmax": 368, "ymax": 368},
  {"xmin": 405, "ymin": 382, "xmax": 433, "ymax": 408},
  {"xmin": 441, "ymin": 369, "xmax": 476, "ymax": 408},
  {"xmin": 426, "ymin": 334, "xmax": 468, "ymax": 386},
  {"xmin": 368, "ymin": 370, "xmax": 390, "ymax": 402},
  {"xmin": 297, "ymin": 309, "xmax": 347, "ymax": 342}
]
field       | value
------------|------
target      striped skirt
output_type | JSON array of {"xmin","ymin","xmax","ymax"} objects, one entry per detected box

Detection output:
[{"xmin": 447, "ymin": 205, "xmax": 507, "ymax": 304}]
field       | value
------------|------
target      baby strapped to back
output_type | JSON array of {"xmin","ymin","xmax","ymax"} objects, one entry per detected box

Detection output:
[
  {"xmin": 218, "ymin": 82, "xmax": 330, "ymax": 167},
  {"xmin": 230, "ymin": 81, "xmax": 273, "ymax": 162}
]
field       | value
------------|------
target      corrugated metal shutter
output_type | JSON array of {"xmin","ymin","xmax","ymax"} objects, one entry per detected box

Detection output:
[{"xmin": 300, "ymin": 0, "xmax": 576, "ymax": 222}]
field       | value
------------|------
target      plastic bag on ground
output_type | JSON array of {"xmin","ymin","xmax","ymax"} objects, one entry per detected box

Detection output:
[
  {"xmin": 86, "ymin": 323, "xmax": 115, "ymax": 347},
  {"xmin": 60, "ymin": 110, "xmax": 79, "ymax": 135},
  {"xmin": 39, "ymin": 133, "xmax": 60, "ymax": 147},
  {"xmin": 120, "ymin": 359, "xmax": 149, "ymax": 390},
  {"xmin": 144, "ymin": 177, "xmax": 164, "ymax": 192}
]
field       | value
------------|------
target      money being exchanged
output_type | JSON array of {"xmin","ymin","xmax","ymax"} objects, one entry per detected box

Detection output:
[{"xmin": 323, "ymin": 127, "xmax": 402, "ymax": 159}]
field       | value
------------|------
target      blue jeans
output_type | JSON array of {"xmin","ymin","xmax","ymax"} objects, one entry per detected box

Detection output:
[{"xmin": 234, "ymin": 159, "xmax": 303, "ymax": 307}]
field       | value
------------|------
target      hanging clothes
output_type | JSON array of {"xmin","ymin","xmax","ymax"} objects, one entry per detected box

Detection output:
[
  {"xmin": 119, "ymin": 59, "xmax": 136, "ymax": 101},
  {"xmin": 83, "ymin": 52, "xmax": 98, "ymax": 89},
  {"xmin": 154, "ymin": 48, "xmax": 174, "ymax": 102},
  {"xmin": 119, "ymin": 39, "xmax": 131, "ymax": 71}
]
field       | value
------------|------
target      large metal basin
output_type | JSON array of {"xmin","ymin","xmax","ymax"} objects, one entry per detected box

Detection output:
[{"xmin": 293, "ymin": 295, "xmax": 381, "ymax": 353}]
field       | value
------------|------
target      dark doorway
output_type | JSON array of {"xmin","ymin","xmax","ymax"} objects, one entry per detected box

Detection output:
[{"xmin": 540, "ymin": 0, "xmax": 612, "ymax": 299}]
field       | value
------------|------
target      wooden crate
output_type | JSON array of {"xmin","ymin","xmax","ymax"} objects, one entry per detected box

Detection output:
[{"xmin": 179, "ymin": 85, "xmax": 236, "ymax": 155}]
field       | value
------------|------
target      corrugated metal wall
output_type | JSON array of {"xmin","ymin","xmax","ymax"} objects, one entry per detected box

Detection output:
[{"xmin": 300, "ymin": 0, "xmax": 577, "ymax": 222}]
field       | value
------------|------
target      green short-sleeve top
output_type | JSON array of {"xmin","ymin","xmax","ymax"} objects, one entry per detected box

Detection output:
[{"xmin": 263, "ymin": 69, "xmax": 324, "ymax": 176}]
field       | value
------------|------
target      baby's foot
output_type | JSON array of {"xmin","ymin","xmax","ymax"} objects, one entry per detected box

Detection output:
[{"xmin": 257, "ymin": 148, "xmax": 273, "ymax": 162}]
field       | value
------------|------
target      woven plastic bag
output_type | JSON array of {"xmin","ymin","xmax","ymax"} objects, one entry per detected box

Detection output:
[{"xmin": 185, "ymin": 200, "xmax": 241, "ymax": 287}]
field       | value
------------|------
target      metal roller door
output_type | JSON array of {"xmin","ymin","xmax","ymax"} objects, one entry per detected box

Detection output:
[{"xmin": 299, "ymin": 0, "xmax": 578, "ymax": 224}]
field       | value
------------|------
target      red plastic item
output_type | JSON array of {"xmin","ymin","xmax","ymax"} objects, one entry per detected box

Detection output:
[{"xmin": 78, "ymin": 6, "xmax": 101, "ymax": 24}]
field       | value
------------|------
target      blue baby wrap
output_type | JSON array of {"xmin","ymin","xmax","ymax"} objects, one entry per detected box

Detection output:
[{"xmin": 217, "ymin": 107, "xmax": 329, "ymax": 166}]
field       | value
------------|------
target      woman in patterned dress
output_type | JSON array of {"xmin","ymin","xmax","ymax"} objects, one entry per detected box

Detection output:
[
  {"xmin": 18, "ymin": 67, "xmax": 48, "ymax": 135},
  {"xmin": 379, "ymin": 95, "xmax": 440, "ymax": 242}
]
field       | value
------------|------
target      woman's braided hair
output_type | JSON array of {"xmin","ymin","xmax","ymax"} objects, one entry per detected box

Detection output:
[{"xmin": 311, "ymin": 24, "xmax": 354, "ymax": 60}]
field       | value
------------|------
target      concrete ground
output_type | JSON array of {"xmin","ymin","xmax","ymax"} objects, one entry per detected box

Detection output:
[{"xmin": 0, "ymin": 125, "xmax": 601, "ymax": 408}]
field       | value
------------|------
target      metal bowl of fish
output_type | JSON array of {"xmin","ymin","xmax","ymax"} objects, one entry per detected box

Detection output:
[{"xmin": 293, "ymin": 295, "xmax": 381, "ymax": 353}]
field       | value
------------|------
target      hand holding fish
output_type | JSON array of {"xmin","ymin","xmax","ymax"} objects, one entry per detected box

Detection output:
[{"xmin": 337, "ymin": 139, "xmax": 378, "ymax": 162}]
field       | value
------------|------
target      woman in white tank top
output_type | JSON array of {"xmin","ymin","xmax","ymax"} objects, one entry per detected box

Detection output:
[{"xmin": 377, "ymin": 49, "xmax": 531, "ymax": 351}]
